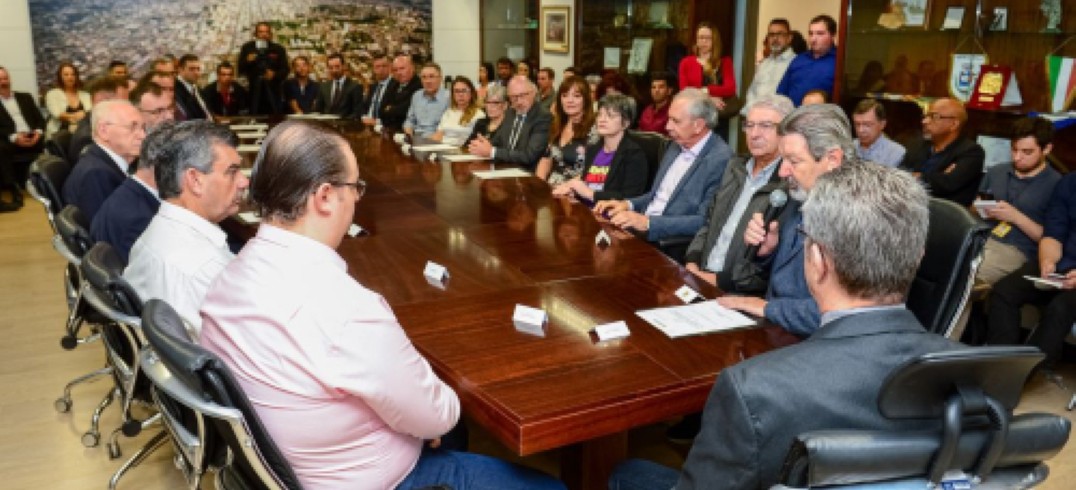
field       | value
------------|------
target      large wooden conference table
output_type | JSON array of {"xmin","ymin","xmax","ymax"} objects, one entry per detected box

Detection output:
[{"xmin": 228, "ymin": 121, "xmax": 800, "ymax": 489}]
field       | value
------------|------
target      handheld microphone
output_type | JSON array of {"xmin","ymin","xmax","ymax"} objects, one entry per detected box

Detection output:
[{"xmin": 744, "ymin": 189, "xmax": 789, "ymax": 259}]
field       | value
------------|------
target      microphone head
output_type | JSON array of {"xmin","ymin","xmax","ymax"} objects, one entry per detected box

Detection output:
[{"xmin": 769, "ymin": 188, "xmax": 788, "ymax": 208}]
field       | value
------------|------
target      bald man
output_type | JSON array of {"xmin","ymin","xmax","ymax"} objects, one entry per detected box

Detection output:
[
  {"xmin": 378, "ymin": 54, "xmax": 422, "ymax": 128},
  {"xmin": 899, "ymin": 97, "xmax": 985, "ymax": 206}
]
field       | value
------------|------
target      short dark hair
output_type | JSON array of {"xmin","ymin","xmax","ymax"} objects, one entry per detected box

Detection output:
[
  {"xmin": 496, "ymin": 57, "xmax": 513, "ymax": 67},
  {"xmin": 156, "ymin": 121, "xmax": 239, "ymax": 200},
  {"xmin": 770, "ymin": 18, "xmax": 791, "ymax": 31},
  {"xmin": 1011, "ymin": 116, "xmax": 1054, "ymax": 149},
  {"xmin": 811, "ymin": 14, "xmax": 837, "ymax": 35},
  {"xmin": 255, "ymin": 21, "xmax": 271, "ymax": 31},
  {"xmin": 251, "ymin": 121, "xmax": 352, "ymax": 222},
  {"xmin": 216, "ymin": 61, "xmax": 234, "ymax": 75},
  {"xmin": 129, "ymin": 80, "xmax": 166, "ymax": 105},
  {"xmin": 651, "ymin": 71, "xmax": 675, "ymax": 88},
  {"xmin": 108, "ymin": 60, "xmax": 127, "ymax": 70},
  {"xmin": 853, "ymin": 98, "xmax": 886, "ymax": 120},
  {"xmin": 178, "ymin": 54, "xmax": 199, "ymax": 68},
  {"xmin": 86, "ymin": 76, "xmax": 127, "ymax": 97},
  {"xmin": 539, "ymin": 67, "xmax": 555, "ymax": 80},
  {"xmin": 327, "ymin": 53, "xmax": 345, "ymax": 65}
]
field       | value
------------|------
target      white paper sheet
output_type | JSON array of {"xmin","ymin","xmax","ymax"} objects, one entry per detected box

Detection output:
[
  {"xmin": 229, "ymin": 124, "xmax": 268, "ymax": 131},
  {"xmin": 472, "ymin": 168, "xmax": 533, "ymax": 179},
  {"xmin": 636, "ymin": 301, "xmax": 756, "ymax": 338},
  {"xmin": 442, "ymin": 154, "xmax": 491, "ymax": 162},
  {"xmin": 411, "ymin": 143, "xmax": 460, "ymax": 152},
  {"xmin": 237, "ymin": 144, "xmax": 261, "ymax": 153}
]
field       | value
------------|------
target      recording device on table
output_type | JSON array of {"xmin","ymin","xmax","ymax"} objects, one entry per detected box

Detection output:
[{"xmin": 744, "ymin": 188, "xmax": 789, "ymax": 259}]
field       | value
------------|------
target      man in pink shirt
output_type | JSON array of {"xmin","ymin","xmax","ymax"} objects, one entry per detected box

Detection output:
[{"xmin": 199, "ymin": 120, "xmax": 564, "ymax": 490}]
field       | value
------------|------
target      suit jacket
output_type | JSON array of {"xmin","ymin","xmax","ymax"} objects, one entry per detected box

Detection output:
[
  {"xmin": 90, "ymin": 177, "xmax": 160, "ymax": 263},
  {"xmin": 627, "ymin": 132, "xmax": 732, "ymax": 241},
  {"xmin": 751, "ymin": 202, "xmax": 820, "ymax": 336},
  {"xmin": 201, "ymin": 83, "xmax": 249, "ymax": 117},
  {"xmin": 685, "ymin": 155, "xmax": 783, "ymax": 294},
  {"xmin": 314, "ymin": 78, "xmax": 359, "ymax": 116},
  {"xmin": 585, "ymin": 134, "xmax": 650, "ymax": 202},
  {"xmin": 237, "ymin": 40, "xmax": 289, "ymax": 114},
  {"xmin": 62, "ymin": 143, "xmax": 128, "ymax": 222},
  {"xmin": 899, "ymin": 137, "xmax": 984, "ymax": 207},
  {"xmin": 174, "ymin": 79, "xmax": 209, "ymax": 120},
  {"xmin": 0, "ymin": 91, "xmax": 46, "ymax": 156},
  {"xmin": 677, "ymin": 308, "xmax": 962, "ymax": 490},
  {"xmin": 488, "ymin": 104, "xmax": 552, "ymax": 171},
  {"xmin": 359, "ymin": 79, "xmax": 391, "ymax": 119},
  {"xmin": 378, "ymin": 77, "xmax": 421, "ymax": 128}
]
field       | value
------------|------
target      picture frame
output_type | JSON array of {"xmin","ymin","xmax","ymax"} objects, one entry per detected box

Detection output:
[
  {"xmin": 990, "ymin": 7, "xmax": 1008, "ymax": 31},
  {"xmin": 881, "ymin": 0, "xmax": 931, "ymax": 28},
  {"xmin": 942, "ymin": 6, "xmax": 965, "ymax": 30},
  {"xmin": 541, "ymin": 6, "xmax": 570, "ymax": 53}
]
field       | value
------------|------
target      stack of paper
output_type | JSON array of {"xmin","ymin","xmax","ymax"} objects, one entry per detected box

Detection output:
[
  {"xmin": 636, "ymin": 301, "xmax": 756, "ymax": 338},
  {"xmin": 472, "ymin": 168, "xmax": 532, "ymax": 179}
]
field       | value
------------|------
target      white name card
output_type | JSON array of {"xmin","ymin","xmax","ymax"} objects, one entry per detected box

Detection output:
[
  {"xmin": 423, "ymin": 261, "xmax": 449, "ymax": 289},
  {"xmin": 401, "ymin": 144, "xmax": 412, "ymax": 155},
  {"xmin": 393, "ymin": 133, "xmax": 407, "ymax": 144},
  {"xmin": 593, "ymin": 320, "xmax": 630, "ymax": 342},
  {"xmin": 595, "ymin": 230, "xmax": 612, "ymax": 248},
  {"xmin": 347, "ymin": 223, "xmax": 366, "ymax": 238},
  {"xmin": 237, "ymin": 211, "xmax": 261, "ymax": 224},
  {"xmin": 674, "ymin": 285, "xmax": 703, "ymax": 304},
  {"xmin": 373, "ymin": 124, "xmax": 383, "ymax": 134},
  {"xmin": 513, "ymin": 304, "xmax": 547, "ymax": 337}
]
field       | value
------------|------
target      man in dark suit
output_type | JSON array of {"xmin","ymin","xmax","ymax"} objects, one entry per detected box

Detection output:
[
  {"xmin": 174, "ymin": 54, "xmax": 212, "ymax": 120},
  {"xmin": 594, "ymin": 88, "xmax": 732, "ymax": 244},
  {"xmin": 0, "ymin": 66, "xmax": 46, "ymax": 210},
  {"xmin": 358, "ymin": 54, "xmax": 392, "ymax": 124},
  {"xmin": 899, "ymin": 97, "xmax": 985, "ymax": 207},
  {"xmin": 238, "ymin": 22, "xmax": 289, "ymax": 115},
  {"xmin": 466, "ymin": 75, "xmax": 552, "ymax": 171},
  {"xmin": 378, "ymin": 54, "xmax": 421, "ymax": 128},
  {"xmin": 609, "ymin": 162, "xmax": 962, "ymax": 490},
  {"xmin": 315, "ymin": 53, "xmax": 359, "ymax": 116},
  {"xmin": 69, "ymin": 76, "xmax": 130, "ymax": 163},
  {"xmin": 91, "ymin": 122, "xmax": 174, "ymax": 261},
  {"xmin": 201, "ymin": 62, "xmax": 247, "ymax": 117},
  {"xmin": 62, "ymin": 100, "xmax": 145, "ymax": 222}
]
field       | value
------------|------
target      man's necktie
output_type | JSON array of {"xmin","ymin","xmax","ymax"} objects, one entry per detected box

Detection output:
[
  {"xmin": 508, "ymin": 114, "xmax": 525, "ymax": 149},
  {"xmin": 368, "ymin": 83, "xmax": 384, "ymax": 117},
  {"xmin": 331, "ymin": 80, "xmax": 341, "ymax": 111}
]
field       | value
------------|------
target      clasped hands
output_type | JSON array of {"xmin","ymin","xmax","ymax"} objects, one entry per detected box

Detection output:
[{"xmin": 592, "ymin": 200, "xmax": 649, "ymax": 232}]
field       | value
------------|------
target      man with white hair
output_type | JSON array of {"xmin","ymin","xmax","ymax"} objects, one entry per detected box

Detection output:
[
  {"xmin": 467, "ymin": 75, "xmax": 552, "ymax": 170},
  {"xmin": 62, "ymin": 99, "xmax": 145, "ymax": 222}
]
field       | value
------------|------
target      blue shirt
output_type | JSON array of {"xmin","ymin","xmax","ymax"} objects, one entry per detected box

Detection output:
[
  {"xmin": 1043, "ymin": 172, "xmax": 1076, "ymax": 273},
  {"xmin": 403, "ymin": 88, "xmax": 449, "ymax": 137},
  {"xmin": 283, "ymin": 79, "xmax": 318, "ymax": 114},
  {"xmin": 980, "ymin": 163, "xmax": 1062, "ymax": 259},
  {"xmin": 856, "ymin": 134, "xmax": 906, "ymax": 168},
  {"xmin": 776, "ymin": 46, "xmax": 837, "ymax": 106}
]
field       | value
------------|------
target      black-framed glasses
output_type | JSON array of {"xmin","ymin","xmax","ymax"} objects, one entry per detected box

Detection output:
[
  {"xmin": 331, "ymin": 179, "xmax": 367, "ymax": 198},
  {"xmin": 743, "ymin": 121, "xmax": 779, "ymax": 133}
]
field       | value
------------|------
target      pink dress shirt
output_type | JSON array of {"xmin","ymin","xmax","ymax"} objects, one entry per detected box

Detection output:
[{"xmin": 199, "ymin": 224, "xmax": 460, "ymax": 489}]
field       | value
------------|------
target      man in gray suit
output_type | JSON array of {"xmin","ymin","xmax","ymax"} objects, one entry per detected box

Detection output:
[
  {"xmin": 467, "ymin": 75, "xmax": 551, "ymax": 171},
  {"xmin": 595, "ymin": 88, "xmax": 732, "ymax": 245},
  {"xmin": 315, "ymin": 53, "xmax": 359, "ymax": 116},
  {"xmin": 608, "ymin": 163, "xmax": 962, "ymax": 490}
]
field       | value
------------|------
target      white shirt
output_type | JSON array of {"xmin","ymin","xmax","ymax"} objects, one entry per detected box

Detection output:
[
  {"xmin": 645, "ymin": 133, "xmax": 712, "ymax": 216},
  {"xmin": 124, "ymin": 201, "xmax": 233, "ymax": 333},
  {"xmin": 436, "ymin": 107, "xmax": 485, "ymax": 146},
  {"xmin": 96, "ymin": 142, "xmax": 132, "ymax": 174},
  {"xmin": 1, "ymin": 93, "xmax": 33, "ymax": 141},
  {"xmin": 742, "ymin": 48, "xmax": 796, "ymax": 115}
]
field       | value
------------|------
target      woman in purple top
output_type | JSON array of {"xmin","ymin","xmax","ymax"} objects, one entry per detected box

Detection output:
[{"xmin": 552, "ymin": 94, "xmax": 650, "ymax": 203}]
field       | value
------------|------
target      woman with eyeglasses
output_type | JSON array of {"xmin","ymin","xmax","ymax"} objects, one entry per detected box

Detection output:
[
  {"xmin": 551, "ymin": 94, "xmax": 648, "ymax": 203},
  {"xmin": 535, "ymin": 76, "xmax": 596, "ymax": 184},
  {"xmin": 432, "ymin": 77, "xmax": 485, "ymax": 147},
  {"xmin": 466, "ymin": 84, "xmax": 507, "ymax": 145},
  {"xmin": 45, "ymin": 62, "xmax": 91, "ymax": 138}
]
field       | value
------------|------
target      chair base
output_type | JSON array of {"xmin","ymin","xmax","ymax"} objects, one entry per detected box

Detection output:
[
  {"xmin": 108, "ymin": 430, "xmax": 169, "ymax": 490},
  {"xmin": 55, "ymin": 365, "xmax": 111, "ymax": 414}
]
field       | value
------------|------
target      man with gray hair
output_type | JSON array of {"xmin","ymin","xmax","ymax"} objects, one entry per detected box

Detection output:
[
  {"xmin": 610, "ymin": 163, "xmax": 962, "ymax": 489},
  {"xmin": 124, "ymin": 120, "xmax": 248, "ymax": 333},
  {"xmin": 467, "ymin": 74, "xmax": 552, "ymax": 170},
  {"xmin": 595, "ymin": 88, "xmax": 732, "ymax": 257},
  {"xmin": 719, "ymin": 103, "xmax": 856, "ymax": 336}
]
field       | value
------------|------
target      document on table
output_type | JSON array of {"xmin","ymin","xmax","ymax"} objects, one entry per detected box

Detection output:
[
  {"xmin": 443, "ymin": 154, "xmax": 491, "ymax": 162},
  {"xmin": 636, "ymin": 301, "xmax": 757, "ymax": 338},
  {"xmin": 411, "ymin": 143, "xmax": 460, "ymax": 152},
  {"xmin": 237, "ymin": 144, "xmax": 261, "ymax": 153},
  {"xmin": 229, "ymin": 124, "xmax": 268, "ymax": 131},
  {"xmin": 472, "ymin": 168, "xmax": 532, "ymax": 179}
]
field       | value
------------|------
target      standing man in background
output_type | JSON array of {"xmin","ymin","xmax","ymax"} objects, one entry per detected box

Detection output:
[{"xmin": 238, "ymin": 22, "xmax": 288, "ymax": 115}]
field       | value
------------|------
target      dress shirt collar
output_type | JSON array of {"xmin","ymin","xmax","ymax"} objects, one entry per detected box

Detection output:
[
  {"xmin": 158, "ymin": 201, "xmax": 227, "ymax": 248},
  {"xmin": 96, "ymin": 142, "xmax": 131, "ymax": 174},
  {"xmin": 746, "ymin": 156, "xmax": 781, "ymax": 183},
  {"xmin": 131, "ymin": 174, "xmax": 160, "ymax": 201},
  {"xmin": 819, "ymin": 304, "xmax": 906, "ymax": 327},
  {"xmin": 771, "ymin": 48, "xmax": 796, "ymax": 62},
  {"xmin": 255, "ymin": 223, "xmax": 347, "ymax": 272},
  {"xmin": 679, "ymin": 131, "xmax": 713, "ymax": 158},
  {"xmin": 423, "ymin": 87, "xmax": 447, "ymax": 102}
]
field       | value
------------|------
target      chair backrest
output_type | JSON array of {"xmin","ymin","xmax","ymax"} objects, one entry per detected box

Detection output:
[
  {"xmin": 56, "ymin": 205, "xmax": 94, "ymax": 260},
  {"xmin": 626, "ymin": 130, "xmax": 668, "ymax": 190},
  {"xmin": 141, "ymin": 299, "xmax": 304, "ymax": 490},
  {"xmin": 906, "ymin": 198, "xmax": 991, "ymax": 336},
  {"xmin": 46, "ymin": 129, "xmax": 73, "ymax": 165},
  {"xmin": 29, "ymin": 154, "xmax": 71, "ymax": 219},
  {"xmin": 82, "ymin": 242, "xmax": 147, "ymax": 395},
  {"xmin": 779, "ymin": 346, "xmax": 1071, "ymax": 488}
]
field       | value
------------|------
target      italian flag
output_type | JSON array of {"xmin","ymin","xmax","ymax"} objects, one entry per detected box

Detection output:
[{"xmin": 1046, "ymin": 55, "xmax": 1076, "ymax": 113}]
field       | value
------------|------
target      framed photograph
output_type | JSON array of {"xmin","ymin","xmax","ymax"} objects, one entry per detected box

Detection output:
[
  {"xmin": 541, "ymin": 6, "xmax": 570, "ymax": 53},
  {"xmin": 942, "ymin": 6, "xmax": 965, "ymax": 30},
  {"xmin": 885, "ymin": 0, "xmax": 930, "ymax": 28},
  {"xmin": 990, "ymin": 7, "xmax": 1008, "ymax": 31}
]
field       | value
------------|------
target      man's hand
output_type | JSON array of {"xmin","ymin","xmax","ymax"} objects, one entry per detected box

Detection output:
[
  {"xmin": 610, "ymin": 210, "xmax": 649, "ymax": 232},
  {"xmin": 467, "ymin": 134, "xmax": 493, "ymax": 158},
  {"xmin": 986, "ymin": 200, "xmax": 1023, "ymax": 224},
  {"xmin": 685, "ymin": 262, "xmax": 717, "ymax": 286},
  {"xmin": 943, "ymin": 163, "xmax": 956, "ymax": 174},
  {"xmin": 15, "ymin": 132, "xmax": 39, "ymax": 148},
  {"xmin": 263, "ymin": 69, "xmax": 276, "ymax": 80},
  {"xmin": 1061, "ymin": 270, "xmax": 1076, "ymax": 290},
  {"xmin": 744, "ymin": 212, "xmax": 779, "ymax": 258},
  {"xmin": 716, "ymin": 295, "xmax": 767, "ymax": 317},
  {"xmin": 593, "ymin": 200, "xmax": 629, "ymax": 219},
  {"xmin": 246, "ymin": 52, "xmax": 258, "ymax": 62},
  {"xmin": 1040, "ymin": 260, "xmax": 1057, "ymax": 279}
]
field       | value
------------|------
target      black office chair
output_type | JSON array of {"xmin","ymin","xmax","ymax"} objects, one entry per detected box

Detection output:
[
  {"xmin": 906, "ymin": 198, "xmax": 990, "ymax": 337},
  {"xmin": 26, "ymin": 153, "xmax": 69, "ymax": 232},
  {"xmin": 778, "ymin": 346, "xmax": 1071, "ymax": 488},
  {"xmin": 46, "ymin": 129, "xmax": 74, "ymax": 165},
  {"xmin": 140, "ymin": 299, "xmax": 305, "ymax": 490},
  {"xmin": 626, "ymin": 130, "xmax": 668, "ymax": 191}
]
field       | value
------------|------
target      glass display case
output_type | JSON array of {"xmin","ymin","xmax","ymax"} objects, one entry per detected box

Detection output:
[
  {"xmin": 481, "ymin": 0, "xmax": 539, "ymax": 65},
  {"xmin": 575, "ymin": 0, "xmax": 696, "ymax": 78}
]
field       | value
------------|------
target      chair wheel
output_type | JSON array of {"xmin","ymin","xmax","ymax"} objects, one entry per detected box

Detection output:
[
  {"xmin": 82, "ymin": 431, "xmax": 100, "ymax": 447},
  {"xmin": 108, "ymin": 442, "xmax": 121, "ymax": 460},
  {"xmin": 121, "ymin": 420, "xmax": 142, "ymax": 437},
  {"xmin": 60, "ymin": 335, "xmax": 78, "ymax": 350},
  {"xmin": 54, "ymin": 397, "xmax": 72, "ymax": 413}
]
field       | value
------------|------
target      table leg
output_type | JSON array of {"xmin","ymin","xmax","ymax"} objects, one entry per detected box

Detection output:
[{"xmin": 560, "ymin": 431, "xmax": 628, "ymax": 490}]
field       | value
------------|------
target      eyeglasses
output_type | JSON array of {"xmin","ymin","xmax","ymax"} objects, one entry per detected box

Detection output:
[
  {"xmin": 103, "ymin": 121, "xmax": 145, "ymax": 133},
  {"xmin": 331, "ymin": 179, "xmax": 367, "ymax": 198},
  {"xmin": 452, "ymin": 88, "xmax": 471, "ymax": 94},
  {"xmin": 923, "ymin": 112, "xmax": 956, "ymax": 121},
  {"xmin": 767, "ymin": 31, "xmax": 790, "ymax": 38},
  {"xmin": 507, "ymin": 91, "xmax": 533, "ymax": 101},
  {"xmin": 743, "ymin": 121, "xmax": 779, "ymax": 132}
]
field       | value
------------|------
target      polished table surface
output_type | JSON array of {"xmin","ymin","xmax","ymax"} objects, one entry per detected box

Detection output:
[{"xmin": 226, "ymin": 121, "xmax": 799, "ymax": 488}]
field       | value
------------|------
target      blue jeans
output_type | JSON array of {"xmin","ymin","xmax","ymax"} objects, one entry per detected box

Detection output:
[
  {"xmin": 607, "ymin": 459, "xmax": 679, "ymax": 490},
  {"xmin": 396, "ymin": 447, "xmax": 566, "ymax": 490}
]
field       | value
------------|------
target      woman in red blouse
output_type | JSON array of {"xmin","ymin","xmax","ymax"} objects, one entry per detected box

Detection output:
[{"xmin": 679, "ymin": 22, "xmax": 736, "ymax": 111}]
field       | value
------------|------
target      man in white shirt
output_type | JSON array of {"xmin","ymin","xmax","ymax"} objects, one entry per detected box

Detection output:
[
  {"xmin": 0, "ymin": 66, "xmax": 45, "ymax": 211},
  {"xmin": 742, "ymin": 18, "xmax": 797, "ymax": 115},
  {"xmin": 125, "ymin": 120, "xmax": 247, "ymax": 334}
]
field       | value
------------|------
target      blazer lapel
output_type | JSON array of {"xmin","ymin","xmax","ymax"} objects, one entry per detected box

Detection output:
[{"xmin": 666, "ymin": 133, "xmax": 716, "ymax": 201}]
